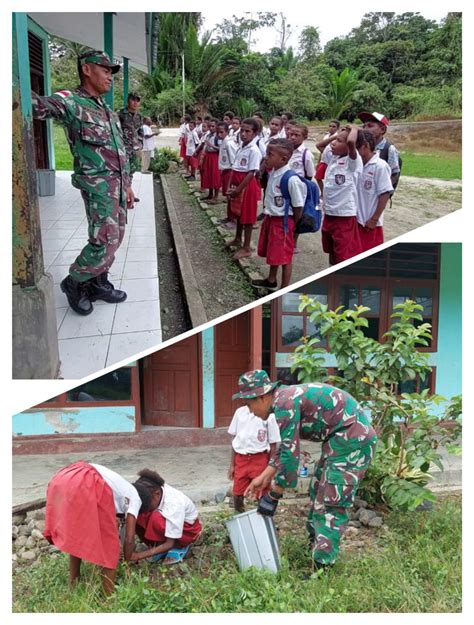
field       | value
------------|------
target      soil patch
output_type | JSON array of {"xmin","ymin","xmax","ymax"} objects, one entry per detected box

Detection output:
[{"xmin": 162, "ymin": 174, "xmax": 256, "ymax": 319}]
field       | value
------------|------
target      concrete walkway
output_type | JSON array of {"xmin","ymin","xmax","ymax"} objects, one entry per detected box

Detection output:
[
  {"xmin": 40, "ymin": 171, "xmax": 162, "ymax": 379},
  {"xmin": 12, "ymin": 440, "xmax": 461, "ymax": 508}
]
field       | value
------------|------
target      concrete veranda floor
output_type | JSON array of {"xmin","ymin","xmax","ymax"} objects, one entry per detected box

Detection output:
[{"xmin": 40, "ymin": 171, "xmax": 162, "ymax": 379}]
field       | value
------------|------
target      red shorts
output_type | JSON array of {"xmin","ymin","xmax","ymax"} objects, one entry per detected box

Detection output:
[
  {"xmin": 136, "ymin": 511, "xmax": 202, "ymax": 548},
  {"xmin": 201, "ymin": 151, "xmax": 221, "ymax": 189},
  {"xmin": 357, "ymin": 224, "xmax": 384, "ymax": 251},
  {"xmin": 321, "ymin": 215, "xmax": 363, "ymax": 265},
  {"xmin": 179, "ymin": 138, "xmax": 187, "ymax": 158},
  {"xmin": 188, "ymin": 155, "xmax": 199, "ymax": 170},
  {"xmin": 257, "ymin": 215, "xmax": 295, "ymax": 266},
  {"xmin": 233, "ymin": 451, "xmax": 271, "ymax": 496},
  {"xmin": 43, "ymin": 461, "xmax": 120, "ymax": 569},
  {"xmin": 315, "ymin": 161, "xmax": 328, "ymax": 181},
  {"xmin": 229, "ymin": 171, "xmax": 260, "ymax": 224}
]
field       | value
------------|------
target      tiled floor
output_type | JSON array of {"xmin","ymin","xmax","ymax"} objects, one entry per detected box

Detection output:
[{"xmin": 39, "ymin": 171, "xmax": 162, "ymax": 379}]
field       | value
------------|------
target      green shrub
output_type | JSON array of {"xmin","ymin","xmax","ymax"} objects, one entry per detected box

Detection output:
[{"xmin": 149, "ymin": 148, "xmax": 180, "ymax": 174}]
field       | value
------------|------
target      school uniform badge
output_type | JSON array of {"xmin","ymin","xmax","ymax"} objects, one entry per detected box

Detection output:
[
  {"xmin": 335, "ymin": 174, "xmax": 346, "ymax": 185},
  {"xmin": 364, "ymin": 179, "xmax": 373, "ymax": 190},
  {"xmin": 257, "ymin": 429, "xmax": 267, "ymax": 442},
  {"xmin": 275, "ymin": 196, "xmax": 284, "ymax": 207},
  {"xmin": 240, "ymin": 158, "xmax": 247, "ymax": 166}
]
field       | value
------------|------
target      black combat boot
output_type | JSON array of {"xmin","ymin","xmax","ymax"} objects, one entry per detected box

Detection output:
[
  {"xmin": 88, "ymin": 272, "xmax": 127, "ymax": 303},
  {"xmin": 60, "ymin": 275, "xmax": 93, "ymax": 316}
]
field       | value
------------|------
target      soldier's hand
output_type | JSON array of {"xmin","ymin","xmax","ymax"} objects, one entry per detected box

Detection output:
[
  {"xmin": 245, "ymin": 474, "xmax": 269, "ymax": 499},
  {"xmin": 257, "ymin": 492, "xmax": 280, "ymax": 517},
  {"xmin": 126, "ymin": 187, "xmax": 135, "ymax": 209}
]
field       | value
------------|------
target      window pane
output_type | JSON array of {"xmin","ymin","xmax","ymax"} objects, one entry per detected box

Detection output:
[
  {"xmin": 66, "ymin": 368, "xmax": 132, "ymax": 402},
  {"xmin": 392, "ymin": 286, "xmax": 413, "ymax": 309},
  {"xmin": 281, "ymin": 315, "xmax": 304, "ymax": 347},
  {"xmin": 365, "ymin": 318, "xmax": 380, "ymax": 340},
  {"xmin": 361, "ymin": 287, "xmax": 381, "ymax": 314},
  {"xmin": 306, "ymin": 318, "xmax": 327, "ymax": 346},
  {"xmin": 282, "ymin": 293, "xmax": 303, "ymax": 313},
  {"xmin": 415, "ymin": 286, "xmax": 433, "ymax": 315},
  {"xmin": 340, "ymin": 285, "xmax": 358, "ymax": 309}
]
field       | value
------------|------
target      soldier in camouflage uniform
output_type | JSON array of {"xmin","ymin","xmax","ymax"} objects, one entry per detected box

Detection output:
[
  {"xmin": 235, "ymin": 370, "xmax": 377, "ymax": 567},
  {"xmin": 32, "ymin": 50, "xmax": 134, "ymax": 315},
  {"xmin": 118, "ymin": 93, "xmax": 143, "ymax": 201}
]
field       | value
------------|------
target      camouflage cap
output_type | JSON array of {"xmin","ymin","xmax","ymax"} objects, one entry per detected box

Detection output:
[
  {"xmin": 232, "ymin": 370, "xmax": 279, "ymax": 400},
  {"xmin": 79, "ymin": 50, "xmax": 121, "ymax": 74}
]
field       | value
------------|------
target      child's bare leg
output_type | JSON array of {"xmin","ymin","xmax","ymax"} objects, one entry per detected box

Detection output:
[
  {"xmin": 226, "ymin": 219, "xmax": 243, "ymax": 247},
  {"xmin": 281, "ymin": 263, "xmax": 293, "ymax": 288},
  {"xmin": 233, "ymin": 495, "xmax": 245, "ymax": 513},
  {"xmin": 294, "ymin": 233, "xmax": 300, "ymax": 249},
  {"xmin": 268, "ymin": 266, "xmax": 279, "ymax": 283},
  {"xmin": 233, "ymin": 224, "xmax": 253, "ymax": 259},
  {"xmin": 101, "ymin": 567, "xmax": 117, "ymax": 596},
  {"xmin": 69, "ymin": 555, "xmax": 81, "ymax": 586}
]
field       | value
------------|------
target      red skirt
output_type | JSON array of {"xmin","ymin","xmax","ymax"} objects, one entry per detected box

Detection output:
[
  {"xmin": 179, "ymin": 137, "xmax": 187, "ymax": 158},
  {"xmin": 229, "ymin": 170, "xmax": 261, "ymax": 224},
  {"xmin": 43, "ymin": 461, "xmax": 120, "ymax": 569},
  {"xmin": 257, "ymin": 215, "xmax": 295, "ymax": 266},
  {"xmin": 201, "ymin": 151, "xmax": 221, "ymax": 189},
  {"xmin": 188, "ymin": 155, "xmax": 199, "ymax": 170},
  {"xmin": 221, "ymin": 169, "xmax": 232, "ymax": 195},
  {"xmin": 136, "ymin": 511, "xmax": 202, "ymax": 547}
]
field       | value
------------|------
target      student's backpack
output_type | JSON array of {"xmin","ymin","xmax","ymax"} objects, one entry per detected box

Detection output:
[
  {"xmin": 378, "ymin": 139, "xmax": 402, "ymax": 190},
  {"xmin": 280, "ymin": 171, "xmax": 321, "ymax": 234}
]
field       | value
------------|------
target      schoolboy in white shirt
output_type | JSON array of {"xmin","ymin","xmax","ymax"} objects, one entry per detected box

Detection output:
[
  {"xmin": 318, "ymin": 124, "xmax": 364, "ymax": 265},
  {"xmin": 356, "ymin": 130, "xmax": 393, "ymax": 251},
  {"xmin": 228, "ymin": 404, "xmax": 281, "ymax": 513}
]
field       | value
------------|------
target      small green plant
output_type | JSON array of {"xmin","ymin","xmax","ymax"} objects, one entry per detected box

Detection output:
[
  {"xmin": 291, "ymin": 298, "xmax": 462, "ymax": 511},
  {"xmin": 149, "ymin": 148, "xmax": 180, "ymax": 174}
]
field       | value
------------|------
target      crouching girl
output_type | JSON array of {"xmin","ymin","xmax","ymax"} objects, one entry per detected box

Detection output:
[
  {"xmin": 43, "ymin": 461, "xmax": 166, "ymax": 594},
  {"xmin": 134, "ymin": 469, "xmax": 202, "ymax": 564}
]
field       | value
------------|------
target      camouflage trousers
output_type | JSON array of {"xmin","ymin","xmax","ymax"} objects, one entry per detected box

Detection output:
[
  {"xmin": 69, "ymin": 188, "xmax": 126, "ymax": 283},
  {"xmin": 307, "ymin": 422, "xmax": 377, "ymax": 565}
]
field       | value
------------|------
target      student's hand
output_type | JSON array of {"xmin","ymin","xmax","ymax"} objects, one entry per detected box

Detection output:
[
  {"xmin": 126, "ymin": 187, "xmax": 135, "ymax": 209},
  {"xmin": 227, "ymin": 187, "xmax": 239, "ymax": 198},
  {"xmin": 365, "ymin": 217, "xmax": 379, "ymax": 229},
  {"xmin": 228, "ymin": 466, "xmax": 234, "ymax": 480}
]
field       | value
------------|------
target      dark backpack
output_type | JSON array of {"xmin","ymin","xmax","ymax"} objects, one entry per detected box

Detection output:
[
  {"xmin": 378, "ymin": 139, "xmax": 402, "ymax": 190},
  {"xmin": 280, "ymin": 171, "xmax": 321, "ymax": 234}
]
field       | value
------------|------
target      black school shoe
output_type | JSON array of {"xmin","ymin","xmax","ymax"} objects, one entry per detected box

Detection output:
[
  {"xmin": 251, "ymin": 278, "xmax": 278, "ymax": 291},
  {"xmin": 87, "ymin": 272, "xmax": 127, "ymax": 304},
  {"xmin": 60, "ymin": 275, "xmax": 93, "ymax": 315}
]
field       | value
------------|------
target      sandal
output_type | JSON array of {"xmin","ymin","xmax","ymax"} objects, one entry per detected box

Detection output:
[{"xmin": 163, "ymin": 545, "xmax": 190, "ymax": 565}]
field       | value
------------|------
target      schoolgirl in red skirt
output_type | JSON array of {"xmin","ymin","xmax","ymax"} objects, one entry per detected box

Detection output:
[
  {"xmin": 135, "ymin": 469, "xmax": 202, "ymax": 564},
  {"xmin": 226, "ymin": 118, "xmax": 263, "ymax": 260},
  {"xmin": 43, "ymin": 462, "xmax": 170, "ymax": 595},
  {"xmin": 200, "ymin": 119, "xmax": 222, "ymax": 203}
]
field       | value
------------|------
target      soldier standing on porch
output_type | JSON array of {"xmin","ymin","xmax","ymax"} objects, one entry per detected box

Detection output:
[
  {"xmin": 31, "ymin": 50, "xmax": 133, "ymax": 315},
  {"xmin": 235, "ymin": 370, "xmax": 377, "ymax": 568},
  {"xmin": 118, "ymin": 92, "xmax": 143, "ymax": 201}
]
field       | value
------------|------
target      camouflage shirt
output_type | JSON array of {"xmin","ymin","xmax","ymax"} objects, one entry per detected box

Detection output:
[
  {"xmin": 117, "ymin": 108, "xmax": 143, "ymax": 156},
  {"xmin": 269, "ymin": 383, "xmax": 374, "ymax": 488},
  {"xmin": 31, "ymin": 87, "xmax": 130, "ymax": 195}
]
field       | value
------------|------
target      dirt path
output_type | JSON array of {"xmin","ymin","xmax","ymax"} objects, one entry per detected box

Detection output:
[{"xmin": 163, "ymin": 174, "xmax": 256, "ymax": 319}]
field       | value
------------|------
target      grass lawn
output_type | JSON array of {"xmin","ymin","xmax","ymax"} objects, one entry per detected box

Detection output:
[
  {"xmin": 401, "ymin": 151, "xmax": 461, "ymax": 180},
  {"xmin": 12, "ymin": 494, "xmax": 461, "ymax": 613},
  {"xmin": 53, "ymin": 122, "xmax": 73, "ymax": 170}
]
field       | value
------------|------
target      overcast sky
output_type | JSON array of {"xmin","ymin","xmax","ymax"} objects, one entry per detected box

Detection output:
[{"xmin": 201, "ymin": 8, "xmax": 450, "ymax": 53}]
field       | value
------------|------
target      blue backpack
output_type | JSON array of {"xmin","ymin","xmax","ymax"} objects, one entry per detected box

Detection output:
[{"xmin": 280, "ymin": 171, "xmax": 321, "ymax": 234}]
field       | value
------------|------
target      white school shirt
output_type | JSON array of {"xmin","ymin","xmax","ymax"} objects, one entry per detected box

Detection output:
[
  {"xmin": 323, "ymin": 152, "xmax": 363, "ymax": 217},
  {"xmin": 232, "ymin": 129, "xmax": 242, "ymax": 146},
  {"xmin": 157, "ymin": 484, "xmax": 198, "ymax": 539},
  {"xmin": 321, "ymin": 145, "xmax": 333, "ymax": 165},
  {"xmin": 356, "ymin": 153, "xmax": 393, "ymax": 227},
  {"xmin": 228, "ymin": 405, "xmax": 281, "ymax": 454},
  {"xmin": 185, "ymin": 128, "xmax": 200, "ymax": 156},
  {"xmin": 142, "ymin": 125, "xmax": 155, "ymax": 152},
  {"xmin": 289, "ymin": 144, "xmax": 316, "ymax": 179},
  {"xmin": 198, "ymin": 130, "xmax": 210, "ymax": 149},
  {"xmin": 204, "ymin": 132, "xmax": 220, "ymax": 153},
  {"xmin": 218, "ymin": 135, "xmax": 238, "ymax": 170},
  {"xmin": 179, "ymin": 123, "xmax": 188, "ymax": 139},
  {"xmin": 91, "ymin": 463, "xmax": 142, "ymax": 518},
  {"xmin": 232, "ymin": 137, "xmax": 262, "ymax": 173},
  {"xmin": 260, "ymin": 133, "xmax": 280, "ymax": 156},
  {"xmin": 264, "ymin": 164, "xmax": 307, "ymax": 217}
]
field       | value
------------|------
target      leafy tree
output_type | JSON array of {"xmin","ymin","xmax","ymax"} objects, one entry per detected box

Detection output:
[
  {"xmin": 291, "ymin": 297, "xmax": 462, "ymax": 511},
  {"xmin": 298, "ymin": 26, "xmax": 322, "ymax": 64},
  {"xmin": 324, "ymin": 67, "xmax": 360, "ymax": 119}
]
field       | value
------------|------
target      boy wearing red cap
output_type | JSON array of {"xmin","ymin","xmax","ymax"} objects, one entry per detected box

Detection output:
[{"xmin": 357, "ymin": 111, "xmax": 401, "ymax": 189}]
